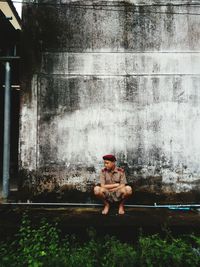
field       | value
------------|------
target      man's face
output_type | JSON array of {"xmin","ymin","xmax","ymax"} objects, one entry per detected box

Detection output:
[{"xmin": 104, "ymin": 160, "xmax": 115, "ymax": 170}]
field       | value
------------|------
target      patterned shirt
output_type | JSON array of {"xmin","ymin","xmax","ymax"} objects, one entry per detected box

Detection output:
[{"xmin": 100, "ymin": 167, "xmax": 127, "ymax": 185}]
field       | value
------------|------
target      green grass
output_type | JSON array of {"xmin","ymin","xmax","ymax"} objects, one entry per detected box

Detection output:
[{"xmin": 0, "ymin": 214, "xmax": 200, "ymax": 267}]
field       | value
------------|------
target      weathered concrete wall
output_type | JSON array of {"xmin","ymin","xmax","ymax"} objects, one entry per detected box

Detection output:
[{"xmin": 19, "ymin": 0, "xmax": 200, "ymax": 201}]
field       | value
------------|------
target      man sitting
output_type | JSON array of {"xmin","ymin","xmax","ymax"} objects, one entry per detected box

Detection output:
[{"xmin": 94, "ymin": 154, "xmax": 133, "ymax": 215}]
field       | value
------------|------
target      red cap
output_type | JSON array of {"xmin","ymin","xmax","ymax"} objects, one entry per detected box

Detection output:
[{"xmin": 103, "ymin": 154, "xmax": 116, "ymax": 162}]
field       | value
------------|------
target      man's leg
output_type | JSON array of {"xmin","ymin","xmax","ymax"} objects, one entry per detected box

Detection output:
[
  {"xmin": 118, "ymin": 185, "xmax": 133, "ymax": 215},
  {"xmin": 94, "ymin": 185, "xmax": 110, "ymax": 215},
  {"xmin": 102, "ymin": 201, "xmax": 110, "ymax": 215}
]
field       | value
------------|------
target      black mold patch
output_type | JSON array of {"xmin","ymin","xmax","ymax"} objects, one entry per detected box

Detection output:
[{"xmin": 17, "ymin": 166, "xmax": 200, "ymax": 204}]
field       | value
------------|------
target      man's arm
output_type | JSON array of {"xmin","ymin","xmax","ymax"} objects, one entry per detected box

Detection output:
[
  {"xmin": 108, "ymin": 183, "xmax": 125, "ymax": 192},
  {"xmin": 101, "ymin": 183, "xmax": 120, "ymax": 189},
  {"xmin": 109, "ymin": 170, "xmax": 127, "ymax": 192}
]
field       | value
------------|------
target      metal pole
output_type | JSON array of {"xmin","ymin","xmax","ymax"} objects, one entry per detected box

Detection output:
[
  {"xmin": 1, "ymin": 202, "xmax": 200, "ymax": 210},
  {"xmin": 2, "ymin": 61, "xmax": 11, "ymax": 199}
]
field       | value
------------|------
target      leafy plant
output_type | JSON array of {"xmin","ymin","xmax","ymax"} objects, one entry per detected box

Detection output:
[
  {"xmin": 0, "ymin": 214, "xmax": 200, "ymax": 267},
  {"xmin": 138, "ymin": 233, "xmax": 200, "ymax": 267}
]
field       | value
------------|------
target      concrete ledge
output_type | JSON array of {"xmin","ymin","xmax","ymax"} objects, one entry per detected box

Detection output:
[{"xmin": 0, "ymin": 205, "xmax": 200, "ymax": 241}]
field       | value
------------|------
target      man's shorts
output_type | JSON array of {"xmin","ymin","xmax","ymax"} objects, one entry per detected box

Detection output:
[{"xmin": 104, "ymin": 189, "xmax": 123, "ymax": 203}]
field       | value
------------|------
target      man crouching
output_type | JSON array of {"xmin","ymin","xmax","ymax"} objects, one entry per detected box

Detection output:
[{"xmin": 94, "ymin": 154, "xmax": 133, "ymax": 215}]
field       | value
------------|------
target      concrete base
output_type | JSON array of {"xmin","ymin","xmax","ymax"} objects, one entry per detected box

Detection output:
[{"xmin": 1, "ymin": 205, "xmax": 200, "ymax": 242}]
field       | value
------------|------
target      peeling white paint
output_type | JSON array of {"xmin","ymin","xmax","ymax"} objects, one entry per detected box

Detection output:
[{"xmin": 19, "ymin": 75, "xmax": 38, "ymax": 170}]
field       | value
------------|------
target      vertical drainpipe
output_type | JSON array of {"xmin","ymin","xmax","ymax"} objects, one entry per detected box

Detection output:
[{"xmin": 2, "ymin": 60, "xmax": 11, "ymax": 200}]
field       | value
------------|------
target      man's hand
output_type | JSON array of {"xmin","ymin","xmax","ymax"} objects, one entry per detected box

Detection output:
[
  {"xmin": 108, "ymin": 187, "xmax": 119, "ymax": 192},
  {"xmin": 101, "ymin": 183, "xmax": 126, "ymax": 192},
  {"xmin": 107, "ymin": 184, "xmax": 125, "ymax": 192},
  {"xmin": 101, "ymin": 183, "xmax": 120, "ymax": 190}
]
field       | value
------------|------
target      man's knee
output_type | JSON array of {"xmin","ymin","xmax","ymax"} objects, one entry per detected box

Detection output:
[
  {"xmin": 125, "ymin": 185, "xmax": 133, "ymax": 195},
  {"xmin": 94, "ymin": 185, "xmax": 101, "ymax": 196}
]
